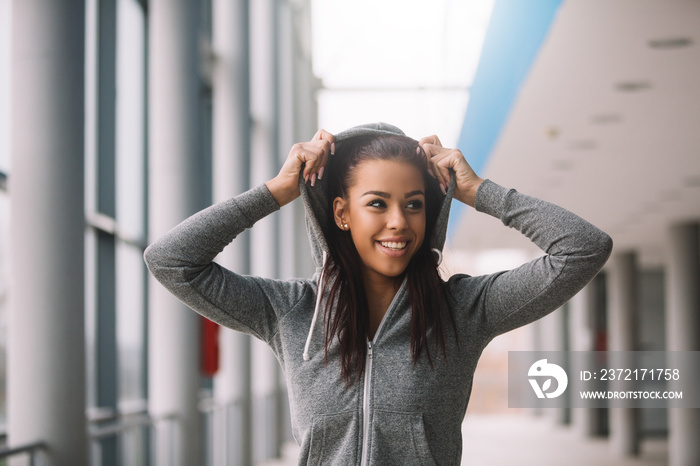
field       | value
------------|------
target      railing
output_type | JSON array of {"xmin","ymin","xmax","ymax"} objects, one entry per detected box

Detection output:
[
  {"xmin": 0, "ymin": 441, "xmax": 47, "ymax": 466},
  {"xmin": 200, "ymin": 392, "xmax": 295, "ymax": 466},
  {"xmin": 200, "ymin": 398, "xmax": 248, "ymax": 466},
  {"xmin": 0, "ymin": 412, "xmax": 177, "ymax": 465},
  {"xmin": 89, "ymin": 412, "xmax": 178, "ymax": 465}
]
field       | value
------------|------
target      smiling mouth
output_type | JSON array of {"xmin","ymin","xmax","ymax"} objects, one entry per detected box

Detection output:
[{"xmin": 378, "ymin": 241, "xmax": 407, "ymax": 250}]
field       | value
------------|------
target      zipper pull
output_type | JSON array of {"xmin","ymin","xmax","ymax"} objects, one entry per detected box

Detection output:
[{"xmin": 367, "ymin": 341, "xmax": 373, "ymax": 359}]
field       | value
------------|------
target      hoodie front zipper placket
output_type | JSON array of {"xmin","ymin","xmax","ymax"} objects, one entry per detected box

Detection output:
[
  {"xmin": 358, "ymin": 277, "xmax": 406, "ymax": 466},
  {"xmin": 360, "ymin": 340, "xmax": 373, "ymax": 466}
]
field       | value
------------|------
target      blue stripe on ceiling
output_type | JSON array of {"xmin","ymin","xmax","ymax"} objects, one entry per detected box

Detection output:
[{"xmin": 447, "ymin": 0, "xmax": 565, "ymax": 242}]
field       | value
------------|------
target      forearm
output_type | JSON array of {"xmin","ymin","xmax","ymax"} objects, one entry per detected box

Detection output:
[
  {"xmin": 475, "ymin": 179, "xmax": 612, "ymax": 258},
  {"xmin": 144, "ymin": 184, "xmax": 280, "ymax": 275},
  {"xmin": 143, "ymin": 184, "xmax": 291, "ymax": 342},
  {"xmin": 471, "ymin": 180, "xmax": 613, "ymax": 337}
]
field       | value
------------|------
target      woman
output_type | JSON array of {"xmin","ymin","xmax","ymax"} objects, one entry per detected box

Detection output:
[{"xmin": 144, "ymin": 122, "xmax": 613, "ymax": 465}]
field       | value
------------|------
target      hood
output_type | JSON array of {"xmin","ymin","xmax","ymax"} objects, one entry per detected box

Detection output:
[
  {"xmin": 298, "ymin": 122, "xmax": 457, "ymax": 361},
  {"xmin": 298, "ymin": 122, "xmax": 457, "ymax": 271}
]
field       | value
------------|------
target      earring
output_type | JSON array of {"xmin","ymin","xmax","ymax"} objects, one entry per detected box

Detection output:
[{"xmin": 339, "ymin": 223, "xmax": 348, "ymax": 230}]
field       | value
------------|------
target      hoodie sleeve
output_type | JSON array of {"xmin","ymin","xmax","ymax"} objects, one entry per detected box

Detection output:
[
  {"xmin": 449, "ymin": 179, "xmax": 613, "ymax": 340},
  {"xmin": 143, "ymin": 184, "xmax": 309, "ymax": 344}
]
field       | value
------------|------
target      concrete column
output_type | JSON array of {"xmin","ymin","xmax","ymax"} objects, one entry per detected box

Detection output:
[
  {"xmin": 276, "ymin": 0, "xmax": 317, "ymax": 279},
  {"xmin": 556, "ymin": 304, "xmax": 570, "ymax": 425},
  {"xmin": 606, "ymin": 251, "xmax": 640, "ymax": 456},
  {"xmin": 250, "ymin": 0, "xmax": 283, "ymax": 460},
  {"xmin": 277, "ymin": 0, "xmax": 297, "ymax": 282},
  {"xmin": 569, "ymin": 281, "xmax": 604, "ymax": 437},
  {"xmin": 666, "ymin": 222, "xmax": 700, "ymax": 466},
  {"xmin": 211, "ymin": 0, "xmax": 253, "ymax": 464},
  {"xmin": 148, "ymin": 1, "xmax": 203, "ymax": 465},
  {"xmin": 289, "ymin": 0, "xmax": 319, "ymax": 279},
  {"xmin": 0, "ymin": 0, "xmax": 9, "ymax": 171},
  {"xmin": 276, "ymin": 0, "xmax": 310, "ymax": 445},
  {"xmin": 536, "ymin": 307, "xmax": 569, "ymax": 425},
  {"xmin": 528, "ymin": 319, "xmax": 543, "ymax": 417},
  {"xmin": 8, "ymin": 1, "xmax": 87, "ymax": 465}
]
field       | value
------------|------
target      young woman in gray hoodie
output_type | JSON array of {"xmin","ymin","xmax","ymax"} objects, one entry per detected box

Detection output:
[{"xmin": 144, "ymin": 122, "xmax": 613, "ymax": 465}]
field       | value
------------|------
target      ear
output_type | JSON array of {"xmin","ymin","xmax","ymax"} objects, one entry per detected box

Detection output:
[{"xmin": 333, "ymin": 197, "xmax": 349, "ymax": 231}]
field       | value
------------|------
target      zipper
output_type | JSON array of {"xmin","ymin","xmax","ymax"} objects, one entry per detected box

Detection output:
[
  {"xmin": 360, "ymin": 340, "xmax": 373, "ymax": 466},
  {"xmin": 359, "ymin": 278, "xmax": 406, "ymax": 466}
]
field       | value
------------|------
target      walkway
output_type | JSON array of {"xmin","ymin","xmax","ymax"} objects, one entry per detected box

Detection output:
[
  {"xmin": 461, "ymin": 414, "xmax": 667, "ymax": 465},
  {"xmin": 262, "ymin": 414, "xmax": 669, "ymax": 465}
]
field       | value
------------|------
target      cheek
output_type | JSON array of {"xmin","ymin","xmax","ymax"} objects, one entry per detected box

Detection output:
[
  {"xmin": 412, "ymin": 223, "xmax": 426, "ymax": 252},
  {"xmin": 348, "ymin": 214, "xmax": 374, "ymax": 245},
  {"xmin": 351, "ymin": 211, "xmax": 380, "ymax": 235},
  {"xmin": 412, "ymin": 215, "xmax": 426, "ymax": 240}
]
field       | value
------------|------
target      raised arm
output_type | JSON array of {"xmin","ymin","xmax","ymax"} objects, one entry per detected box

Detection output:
[
  {"xmin": 144, "ymin": 184, "xmax": 291, "ymax": 342},
  {"xmin": 418, "ymin": 135, "xmax": 612, "ymax": 339},
  {"xmin": 144, "ymin": 129, "xmax": 335, "ymax": 342},
  {"xmin": 455, "ymin": 179, "xmax": 613, "ymax": 339}
]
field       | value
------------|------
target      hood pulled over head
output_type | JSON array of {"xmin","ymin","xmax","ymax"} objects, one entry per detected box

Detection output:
[
  {"xmin": 298, "ymin": 122, "xmax": 456, "ymax": 272},
  {"xmin": 299, "ymin": 122, "xmax": 457, "ymax": 361}
]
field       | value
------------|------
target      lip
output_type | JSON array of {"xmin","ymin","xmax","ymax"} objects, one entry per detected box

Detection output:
[
  {"xmin": 376, "ymin": 237, "xmax": 411, "ymax": 257},
  {"xmin": 376, "ymin": 236, "xmax": 410, "ymax": 243}
]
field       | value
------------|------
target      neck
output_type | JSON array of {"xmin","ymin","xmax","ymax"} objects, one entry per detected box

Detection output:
[{"xmin": 363, "ymin": 272, "xmax": 402, "ymax": 340}]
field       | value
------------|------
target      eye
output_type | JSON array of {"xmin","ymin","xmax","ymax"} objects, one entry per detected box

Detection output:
[
  {"xmin": 406, "ymin": 199, "xmax": 424, "ymax": 210},
  {"xmin": 367, "ymin": 199, "xmax": 387, "ymax": 208}
]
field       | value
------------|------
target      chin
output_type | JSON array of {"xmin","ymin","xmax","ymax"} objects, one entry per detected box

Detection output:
[{"xmin": 381, "ymin": 264, "xmax": 410, "ymax": 278}]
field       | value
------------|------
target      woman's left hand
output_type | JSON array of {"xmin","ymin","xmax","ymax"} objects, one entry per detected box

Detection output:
[{"xmin": 418, "ymin": 135, "xmax": 484, "ymax": 207}]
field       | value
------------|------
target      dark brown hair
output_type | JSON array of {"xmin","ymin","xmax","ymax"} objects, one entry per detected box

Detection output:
[{"xmin": 320, "ymin": 133, "xmax": 456, "ymax": 385}]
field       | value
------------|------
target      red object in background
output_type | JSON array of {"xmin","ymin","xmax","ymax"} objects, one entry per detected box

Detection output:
[
  {"xmin": 595, "ymin": 329, "xmax": 607, "ymax": 352},
  {"xmin": 201, "ymin": 317, "xmax": 220, "ymax": 376}
]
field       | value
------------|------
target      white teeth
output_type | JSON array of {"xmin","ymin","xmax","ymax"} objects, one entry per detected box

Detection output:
[{"xmin": 380, "ymin": 241, "xmax": 407, "ymax": 250}]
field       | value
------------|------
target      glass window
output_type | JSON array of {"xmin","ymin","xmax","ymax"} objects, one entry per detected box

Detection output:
[
  {"xmin": 115, "ymin": 0, "xmax": 147, "ymax": 410},
  {"xmin": 0, "ymin": 0, "xmax": 10, "ymax": 172},
  {"xmin": 0, "ymin": 0, "xmax": 12, "ymax": 430},
  {"xmin": 116, "ymin": 241, "xmax": 146, "ymax": 404},
  {"xmin": 116, "ymin": 0, "xmax": 146, "ymax": 240},
  {"xmin": 0, "ymin": 192, "xmax": 8, "ymax": 428}
]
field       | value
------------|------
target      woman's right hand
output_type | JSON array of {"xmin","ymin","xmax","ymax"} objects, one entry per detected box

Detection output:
[{"xmin": 265, "ymin": 129, "xmax": 335, "ymax": 206}]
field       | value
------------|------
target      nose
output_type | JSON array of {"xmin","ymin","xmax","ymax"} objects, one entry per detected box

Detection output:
[{"xmin": 386, "ymin": 204, "xmax": 408, "ymax": 230}]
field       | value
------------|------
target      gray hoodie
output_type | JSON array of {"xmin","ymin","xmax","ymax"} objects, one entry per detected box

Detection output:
[{"xmin": 144, "ymin": 123, "xmax": 613, "ymax": 465}]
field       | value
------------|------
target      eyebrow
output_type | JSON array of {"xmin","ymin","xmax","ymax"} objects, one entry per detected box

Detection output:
[{"xmin": 361, "ymin": 190, "xmax": 425, "ymax": 198}]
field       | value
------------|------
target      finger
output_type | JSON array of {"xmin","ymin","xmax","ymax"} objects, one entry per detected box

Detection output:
[
  {"xmin": 422, "ymin": 143, "xmax": 448, "ymax": 185},
  {"xmin": 418, "ymin": 134, "xmax": 443, "ymax": 148},
  {"xmin": 292, "ymin": 145, "xmax": 318, "ymax": 182},
  {"xmin": 317, "ymin": 149, "xmax": 328, "ymax": 180},
  {"xmin": 312, "ymin": 139, "xmax": 331, "ymax": 180},
  {"xmin": 310, "ymin": 145, "xmax": 325, "ymax": 186},
  {"xmin": 434, "ymin": 151, "xmax": 464, "ymax": 191},
  {"xmin": 421, "ymin": 143, "xmax": 439, "ymax": 166},
  {"xmin": 313, "ymin": 129, "xmax": 336, "ymax": 155},
  {"xmin": 300, "ymin": 145, "xmax": 325, "ymax": 182},
  {"xmin": 433, "ymin": 152, "xmax": 460, "ymax": 192},
  {"xmin": 432, "ymin": 150, "xmax": 460, "ymax": 183}
]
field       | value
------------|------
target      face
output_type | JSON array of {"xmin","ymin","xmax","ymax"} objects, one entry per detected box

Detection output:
[{"xmin": 334, "ymin": 159, "xmax": 426, "ymax": 285}]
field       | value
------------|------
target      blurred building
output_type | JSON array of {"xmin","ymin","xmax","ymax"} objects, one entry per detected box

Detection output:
[
  {"xmin": 453, "ymin": 1, "xmax": 700, "ymax": 465},
  {"xmin": 0, "ymin": 1, "xmax": 698, "ymax": 466},
  {"xmin": 1, "ymin": 0, "xmax": 316, "ymax": 464}
]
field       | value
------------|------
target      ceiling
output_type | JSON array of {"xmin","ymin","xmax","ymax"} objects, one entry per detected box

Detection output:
[{"xmin": 453, "ymin": 0, "xmax": 700, "ymax": 268}]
